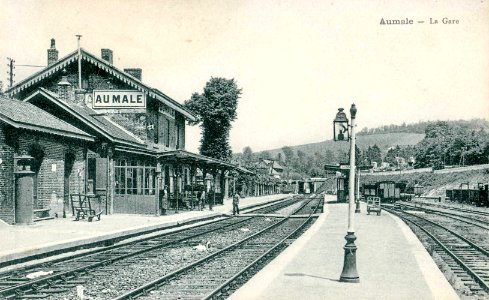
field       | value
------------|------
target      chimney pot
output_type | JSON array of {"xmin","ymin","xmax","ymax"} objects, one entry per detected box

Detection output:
[
  {"xmin": 57, "ymin": 69, "xmax": 72, "ymax": 101},
  {"xmin": 47, "ymin": 38, "xmax": 59, "ymax": 66},
  {"xmin": 101, "ymin": 49, "xmax": 113, "ymax": 64},
  {"xmin": 123, "ymin": 68, "xmax": 142, "ymax": 81}
]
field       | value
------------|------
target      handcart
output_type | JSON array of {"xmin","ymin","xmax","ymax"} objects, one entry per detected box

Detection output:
[{"xmin": 367, "ymin": 196, "xmax": 381, "ymax": 216}]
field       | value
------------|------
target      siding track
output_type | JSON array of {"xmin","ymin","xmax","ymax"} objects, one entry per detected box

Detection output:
[{"xmin": 387, "ymin": 207, "xmax": 489, "ymax": 297}]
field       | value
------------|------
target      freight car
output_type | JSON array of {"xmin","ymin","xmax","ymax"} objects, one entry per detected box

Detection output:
[
  {"xmin": 446, "ymin": 183, "xmax": 489, "ymax": 207},
  {"xmin": 361, "ymin": 181, "xmax": 405, "ymax": 203}
]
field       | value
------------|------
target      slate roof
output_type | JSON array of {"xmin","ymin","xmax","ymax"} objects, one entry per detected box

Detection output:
[
  {"xmin": 0, "ymin": 96, "xmax": 94, "ymax": 141},
  {"xmin": 6, "ymin": 48, "xmax": 197, "ymax": 121},
  {"xmin": 25, "ymin": 88, "xmax": 145, "ymax": 147}
]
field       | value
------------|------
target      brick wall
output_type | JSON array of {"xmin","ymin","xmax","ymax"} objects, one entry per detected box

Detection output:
[
  {"xmin": 18, "ymin": 132, "xmax": 86, "ymax": 218},
  {"xmin": 0, "ymin": 125, "xmax": 15, "ymax": 224}
]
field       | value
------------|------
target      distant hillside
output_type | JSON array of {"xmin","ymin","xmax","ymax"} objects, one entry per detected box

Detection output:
[
  {"xmin": 357, "ymin": 118, "xmax": 489, "ymax": 136},
  {"xmin": 265, "ymin": 132, "xmax": 425, "ymax": 157}
]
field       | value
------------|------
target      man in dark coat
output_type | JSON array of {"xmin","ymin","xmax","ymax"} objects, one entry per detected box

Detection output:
[{"xmin": 233, "ymin": 192, "xmax": 240, "ymax": 215}]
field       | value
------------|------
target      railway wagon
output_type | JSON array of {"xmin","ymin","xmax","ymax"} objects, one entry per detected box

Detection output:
[
  {"xmin": 404, "ymin": 184, "xmax": 423, "ymax": 196},
  {"xmin": 361, "ymin": 181, "xmax": 403, "ymax": 203},
  {"xmin": 362, "ymin": 184, "xmax": 377, "ymax": 198},
  {"xmin": 446, "ymin": 183, "xmax": 489, "ymax": 207}
]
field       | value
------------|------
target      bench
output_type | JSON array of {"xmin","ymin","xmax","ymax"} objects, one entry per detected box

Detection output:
[
  {"xmin": 70, "ymin": 194, "xmax": 103, "ymax": 222},
  {"xmin": 33, "ymin": 208, "xmax": 54, "ymax": 222}
]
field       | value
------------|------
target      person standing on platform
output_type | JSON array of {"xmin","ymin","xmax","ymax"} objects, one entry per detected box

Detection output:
[
  {"xmin": 208, "ymin": 188, "xmax": 214, "ymax": 211},
  {"xmin": 199, "ymin": 189, "xmax": 206, "ymax": 211},
  {"xmin": 161, "ymin": 185, "xmax": 168, "ymax": 215},
  {"xmin": 233, "ymin": 192, "xmax": 240, "ymax": 215}
]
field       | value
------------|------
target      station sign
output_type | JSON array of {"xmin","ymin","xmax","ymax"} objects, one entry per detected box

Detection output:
[{"xmin": 91, "ymin": 90, "xmax": 146, "ymax": 109}]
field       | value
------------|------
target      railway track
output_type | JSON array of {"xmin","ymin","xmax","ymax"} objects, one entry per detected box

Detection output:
[
  {"xmin": 395, "ymin": 202, "xmax": 489, "ymax": 230},
  {"xmin": 410, "ymin": 200, "xmax": 489, "ymax": 217},
  {"xmin": 0, "ymin": 196, "xmax": 296, "ymax": 289},
  {"xmin": 245, "ymin": 196, "xmax": 301, "ymax": 214},
  {"xmin": 386, "ymin": 207, "xmax": 489, "ymax": 297},
  {"xmin": 116, "ymin": 195, "xmax": 323, "ymax": 299},
  {"xmin": 0, "ymin": 195, "xmax": 318, "ymax": 299},
  {"xmin": 0, "ymin": 217, "xmax": 257, "ymax": 299},
  {"xmin": 292, "ymin": 195, "xmax": 323, "ymax": 215}
]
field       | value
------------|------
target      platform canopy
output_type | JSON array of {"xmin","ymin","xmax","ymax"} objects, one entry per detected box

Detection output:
[{"xmin": 157, "ymin": 149, "xmax": 253, "ymax": 174}]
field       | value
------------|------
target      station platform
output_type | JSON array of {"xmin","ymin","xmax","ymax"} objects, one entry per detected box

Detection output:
[
  {"xmin": 0, "ymin": 194, "xmax": 289, "ymax": 267},
  {"xmin": 230, "ymin": 196, "xmax": 460, "ymax": 300}
]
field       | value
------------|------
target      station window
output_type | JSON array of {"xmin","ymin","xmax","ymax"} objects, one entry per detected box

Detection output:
[{"xmin": 115, "ymin": 159, "xmax": 155, "ymax": 195}]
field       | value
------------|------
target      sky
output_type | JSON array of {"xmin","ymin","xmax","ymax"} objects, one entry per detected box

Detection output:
[{"xmin": 1, "ymin": 0, "xmax": 488, "ymax": 153}]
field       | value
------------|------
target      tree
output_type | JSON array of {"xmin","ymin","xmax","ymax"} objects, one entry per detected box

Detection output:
[
  {"xmin": 242, "ymin": 146, "xmax": 254, "ymax": 165},
  {"xmin": 257, "ymin": 151, "xmax": 271, "ymax": 160},
  {"xmin": 184, "ymin": 77, "xmax": 241, "ymax": 161},
  {"xmin": 276, "ymin": 153, "xmax": 284, "ymax": 164},
  {"xmin": 365, "ymin": 144, "xmax": 382, "ymax": 165},
  {"xmin": 414, "ymin": 121, "xmax": 489, "ymax": 168},
  {"xmin": 281, "ymin": 146, "xmax": 295, "ymax": 165}
]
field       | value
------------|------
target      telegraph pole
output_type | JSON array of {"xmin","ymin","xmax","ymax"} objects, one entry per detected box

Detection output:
[{"xmin": 7, "ymin": 57, "xmax": 15, "ymax": 88}]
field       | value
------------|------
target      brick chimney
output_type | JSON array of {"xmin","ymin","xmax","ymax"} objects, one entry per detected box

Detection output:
[
  {"xmin": 124, "ymin": 68, "xmax": 142, "ymax": 80},
  {"xmin": 101, "ymin": 49, "xmax": 113, "ymax": 64},
  {"xmin": 57, "ymin": 70, "xmax": 72, "ymax": 102},
  {"xmin": 47, "ymin": 38, "xmax": 58, "ymax": 66}
]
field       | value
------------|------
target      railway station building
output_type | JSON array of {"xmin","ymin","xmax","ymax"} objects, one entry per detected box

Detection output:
[{"xmin": 0, "ymin": 39, "xmax": 276, "ymax": 224}]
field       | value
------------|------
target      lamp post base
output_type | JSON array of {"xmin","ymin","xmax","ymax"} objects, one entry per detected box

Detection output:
[
  {"xmin": 339, "ymin": 231, "xmax": 359, "ymax": 283},
  {"xmin": 355, "ymin": 200, "xmax": 361, "ymax": 213}
]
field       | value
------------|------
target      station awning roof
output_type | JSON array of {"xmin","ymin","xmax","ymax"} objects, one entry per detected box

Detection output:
[
  {"xmin": 0, "ymin": 96, "xmax": 94, "ymax": 142},
  {"xmin": 157, "ymin": 150, "xmax": 254, "ymax": 174}
]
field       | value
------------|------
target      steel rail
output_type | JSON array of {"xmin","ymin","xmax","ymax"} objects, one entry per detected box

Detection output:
[
  {"xmin": 1, "ymin": 196, "xmax": 294, "ymax": 274},
  {"xmin": 203, "ymin": 196, "xmax": 323, "ymax": 299},
  {"xmin": 0, "ymin": 215, "xmax": 229, "ymax": 276},
  {"xmin": 292, "ymin": 195, "xmax": 323, "ymax": 215},
  {"xmin": 114, "ymin": 196, "xmax": 319, "ymax": 300},
  {"xmin": 250, "ymin": 196, "xmax": 301, "ymax": 214},
  {"xmin": 0, "ymin": 217, "xmax": 253, "ymax": 298},
  {"xmin": 410, "ymin": 200, "xmax": 489, "ymax": 217},
  {"xmin": 239, "ymin": 195, "xmax": 294, "ymax": 213},
  {"xmin": 2, "ymin": 196, "xmax": 308, "ymax": 299},
  {"xmin": 428, "ymin": 211, "xmax": 489, "ymax": 230},
  {"xmin": 114, "ymin": 216, "xmax": 292, "ymax": 299},
  {"xmin": 397, "ymin": 203, "xmax": 489, "ymax": 229},
  {"xmin": 0, "ymin": 196, "xmax": 297, "ymax": 293},
  {"xmin": 387, "ymin": 208, "xmax": 489, "ymax": 257},
  {"xmin": 387, "ymin": 208, "xmax": 489, "ymax": 293}
]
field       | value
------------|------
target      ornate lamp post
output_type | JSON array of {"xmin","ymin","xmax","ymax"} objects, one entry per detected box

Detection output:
[{"xmin": 333, "ymin": 104, "xmax": 359, "ymax": 283}]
